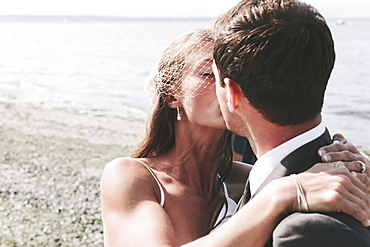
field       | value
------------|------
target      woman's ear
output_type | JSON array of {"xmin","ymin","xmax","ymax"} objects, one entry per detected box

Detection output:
[{"xmin": 166, "ymin": 94, "xmax": 180, "ymax": 109}]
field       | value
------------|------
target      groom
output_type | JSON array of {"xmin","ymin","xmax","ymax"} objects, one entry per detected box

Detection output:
[{"xmin": 212, "ymin": 0, "xmax": 370, "ymax": 246}]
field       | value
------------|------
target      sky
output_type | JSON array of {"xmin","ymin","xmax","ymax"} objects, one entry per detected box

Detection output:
[{"xmin": 0, "ymin": 0, "xmax": 369, "ymax": 19}]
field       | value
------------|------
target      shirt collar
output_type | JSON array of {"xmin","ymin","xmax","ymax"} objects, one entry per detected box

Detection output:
[{"xmin": 249, "ymin": 121, "xmax": 325, "ymax": 196}]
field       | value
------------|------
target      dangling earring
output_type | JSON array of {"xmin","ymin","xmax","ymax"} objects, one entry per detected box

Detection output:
[{"xmin": 176, "ymin": 106, "xmax": 182, "ymax": 121}]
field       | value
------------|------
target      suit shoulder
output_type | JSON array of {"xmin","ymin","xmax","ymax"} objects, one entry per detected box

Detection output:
[{"xmin": 272, "ymin": 212, "xmax": 370, "ymax": 247}]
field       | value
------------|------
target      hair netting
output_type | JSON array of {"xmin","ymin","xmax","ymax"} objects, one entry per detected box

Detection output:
[{"xmin": 145, "ymin": 28, "xmax": 216, "ymax": 104}]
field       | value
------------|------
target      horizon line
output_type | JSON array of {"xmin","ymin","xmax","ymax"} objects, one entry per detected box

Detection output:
[
  {"xmin": 0, "ymin": 14, "xmax": 369, "ymax": 23},
  {"xmin": 0, "ymin": 14, "xmax": 214, "ymax": 22}
]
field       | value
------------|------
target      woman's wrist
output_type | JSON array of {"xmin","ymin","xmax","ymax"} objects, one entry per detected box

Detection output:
[
  {"xmin": 290, "ymin": 174, "xmax": 309, "ymax": 212},
  {"xmin": 260, "ymin": 177, "xmax": 298, "ymax": 217}
]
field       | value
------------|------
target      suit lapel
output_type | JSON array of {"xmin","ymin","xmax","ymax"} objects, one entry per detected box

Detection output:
[
  {"xmin": 235, "ymin": 178, "xmax": 251, "ymax": 212},
  {"xmin": 254, "ymin": 128, "xmax": 332, "ymax": 196}
]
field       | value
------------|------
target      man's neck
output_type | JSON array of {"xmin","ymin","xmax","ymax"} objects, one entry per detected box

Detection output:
[{"xmin": 248, "ymin": 115, "xmax": 322, "ymax": 158}]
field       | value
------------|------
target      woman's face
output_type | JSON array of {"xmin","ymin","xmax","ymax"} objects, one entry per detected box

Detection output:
[{"xmin": 179, "ymin": 41, "xmax": 226, "ymax": 129}]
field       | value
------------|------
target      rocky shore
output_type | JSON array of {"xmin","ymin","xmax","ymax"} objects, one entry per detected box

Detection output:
[
  {"xmin": 0, "ymin": 103, "xmax": 145, "ymax": 246},
  {"xmin": 0, "ymin": 103, "xmax": 369, "ymax": 246}
]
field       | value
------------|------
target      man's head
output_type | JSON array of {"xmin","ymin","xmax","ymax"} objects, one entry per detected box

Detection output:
[{"xmin": 213, "ymin": 0, "xmax": 335, "ymax": 126}]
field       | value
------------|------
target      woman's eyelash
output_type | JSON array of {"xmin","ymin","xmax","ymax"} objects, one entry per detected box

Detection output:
[{"xmin": 201, "ymin": 73, "xmax": 214, "ymax": 76}]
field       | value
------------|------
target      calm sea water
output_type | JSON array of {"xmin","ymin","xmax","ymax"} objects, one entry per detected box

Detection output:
[{"xmin": 0, "ymin": 19, "xmax": 369, "ymax": 147}]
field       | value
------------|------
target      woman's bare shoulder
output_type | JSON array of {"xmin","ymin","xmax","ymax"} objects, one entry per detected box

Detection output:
[
  {"xmin": 101, "ymin": 157, "xmax": 158, "ymax": 202},
  {"xmin": 103, "ymin": 157, "xmax": 142, "ymax": 176},
  {"xmin": 102, "ymin": 157, "xmax": 141, "ymax": 181},
  {"xmin": 101, "ymin": 158, "xmax": 173, "ymax": 246}
]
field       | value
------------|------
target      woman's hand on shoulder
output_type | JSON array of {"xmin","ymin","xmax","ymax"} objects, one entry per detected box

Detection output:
[
  {"xmin": 268, "ymin": 132, "xmax": 370, "ymax": 227},
  {"xmin": 301, "ymin": 133, "xmax": 370, "ymax": 226},
  {"xmin": 317, "ymin": 133, "xmax": 370, "ymax": 188},
  {"xmin": 100, "ymin": 157, "xmax": 177, "ymax": 246},
  {"xmin": 301, "ymin": 169, "xmax": 370, "ymax": 225}
]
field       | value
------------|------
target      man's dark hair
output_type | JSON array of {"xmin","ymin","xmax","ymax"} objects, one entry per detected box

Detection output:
[{"xmin": 213, "ymin": 0, "xmax": 335, "ymax": 125}]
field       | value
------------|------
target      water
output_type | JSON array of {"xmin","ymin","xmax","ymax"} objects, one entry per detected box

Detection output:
[
  {"xmin": 0, "ymin": 20, "xmax": 209, "ymax": 118},
  {"xmin": 0, "ymin": 19, "xmax": 369, "ymax": 147},
  {"xmin": 322, "ymin": 19, "xmax": 370, "ymax": 147}
]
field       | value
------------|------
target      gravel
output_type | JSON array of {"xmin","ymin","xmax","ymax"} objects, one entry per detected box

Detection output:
[{"xmin": 0, "ymin": 103, "xmax": 145, "ymax": 246}]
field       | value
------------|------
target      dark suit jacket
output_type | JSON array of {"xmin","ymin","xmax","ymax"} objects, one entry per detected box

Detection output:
[{"xmin": 238, "ymin": 129, "xmax": 370, "ymax": 247}]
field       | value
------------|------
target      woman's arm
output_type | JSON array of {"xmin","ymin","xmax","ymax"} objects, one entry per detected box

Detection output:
[
  {"xmin": 100, "ymin": 157, "xmax": 178, "ymax": 246},
  {"xmin": 102, "ymin": 157, "xmax": 284, "ymax": 247},
  {"xmin": 185, "ymin": 164, "xmax": 370, "ymax": 247},
  {"xmin": 184, "ymin": 176, "xmax": 295, "ymax": 247},
  {"xmin": 101, "ymin": 137, "xmax": 370, "ymax": 247},
  {"xmin": 201, "ymin": 134, "xmax": 370, "ymax": 247}
]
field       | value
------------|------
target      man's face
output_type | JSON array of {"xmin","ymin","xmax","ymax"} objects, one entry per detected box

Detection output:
[
  {"xmin": 212, "ymin": 61, "xmax": 235, "ymax": 131},
  {"xmin": 212, "ymin": 61, "xmax": 248, "ymax": 137}
]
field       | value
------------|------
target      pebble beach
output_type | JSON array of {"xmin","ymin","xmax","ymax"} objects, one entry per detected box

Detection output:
[
  {"xmin": 0, "ymin": 103, "xmax": 145, "ymax": 246},
  {"xmin": 0, "ymin": 102, "xmax": 369, "ymax": 246}
]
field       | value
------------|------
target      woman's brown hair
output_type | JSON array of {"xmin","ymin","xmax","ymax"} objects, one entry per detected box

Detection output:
[{"xmin": 132, "ymin": 28, "xmax": 233, "ymax": 187}]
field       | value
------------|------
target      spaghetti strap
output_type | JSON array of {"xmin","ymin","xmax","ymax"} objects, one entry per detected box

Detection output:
[
  {"xmin": 136, "ymin": 159, "xmax": 165, "ymax": 207},
  {"xmin": 212, "ymin": 175, "xmax": 237, "ymax": 230}
]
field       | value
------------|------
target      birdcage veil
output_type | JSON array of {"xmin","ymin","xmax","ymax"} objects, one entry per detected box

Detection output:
[{"xmin": 144, "ymin": 28, "xmax": 215, "ymax": 104}]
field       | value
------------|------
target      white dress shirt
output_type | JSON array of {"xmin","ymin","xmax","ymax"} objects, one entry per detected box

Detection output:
[{"xmin": 249, "ymin": 121, "xmax": 326, "ymax": 196}]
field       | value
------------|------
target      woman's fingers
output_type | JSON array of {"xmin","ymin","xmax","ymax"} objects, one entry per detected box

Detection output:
[
  {"xmin": 340, "ymin": 160, "xmax": 369, "ymax": 178},
  {"xmin": 336, "ymin": 174, "xmax": 370, "ymax": 226},
  {"xmin": 332, "ymin": 133, "xmax": 347, "ymax": 144},
  {"xmin": 299, "ymin": 171, "xmax": 370, "ymax": 226},
  {"xmin": 333, "ymin": 188, "xmax": 370, "ymax": 227},
  {"xmin": 322, "ymin": 164, "xmax": 369, "ymax": 198},
  {"xmin": 316, "ymin": 134, "xmax": 370, "ymax": 178},
  {"xmin": 350, "ymin": 170, "xmax": 370, "ymax": 191},
  {"xmin": 306, "ymin": 162, "xmax": 370, "ymax": 219},
  {"xmin": 318, "ymin": 133, "xmax": 359, "ymax": 159},
  {"xmin": 332, "ymin": 160, "xmax": 370, "ymax": 179},
  {"xmin": 320, "ymin": 149, "xmax": 357, "ymax": 162},
  {"xmin": 307, "ymin": 162, "xmax": 346, "ymax": 174},
  {"xmin": 309, "ymin": 161, "xmax": 370, "ymax": 190},
  {"xmin": 318, "ymin": 142, "xmax": 359, "ymax": 162},
  {"xmin": 343, "ymin": 171, "xmax": 370, "ymax": 204}
]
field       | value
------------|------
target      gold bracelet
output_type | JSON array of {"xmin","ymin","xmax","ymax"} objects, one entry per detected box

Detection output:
[{"xmin": 290, "ymin": 174, "xmax": 309, "ymax": 212}]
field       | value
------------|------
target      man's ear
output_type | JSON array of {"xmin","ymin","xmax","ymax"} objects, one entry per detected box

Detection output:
[{"xmin": 224, "ymin": 78, "xmax": 244, "ymax": 113}]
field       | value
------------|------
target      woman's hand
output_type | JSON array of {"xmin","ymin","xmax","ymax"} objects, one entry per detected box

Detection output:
[
  {"xmin": 317, "ymin": 133, "xmax": 370, "ymax": 190},
  {"xmin": 297, "ymin": 161, "xmax": 370, "ymax": 227},
  {"xmin": 292, "ymin": 133, "xmax": 370, "ymax": 226}
]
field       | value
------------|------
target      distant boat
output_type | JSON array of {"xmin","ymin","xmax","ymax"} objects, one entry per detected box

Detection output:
[{"xmin": 336, "ymin": 19, "xmax": 346, "ymax": 25}]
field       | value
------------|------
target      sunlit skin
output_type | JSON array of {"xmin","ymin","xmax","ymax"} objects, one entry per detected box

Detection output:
[
  {"xmin": 102, "ymin": 41, "xmax": 233, "ymax": 246},
  {"xmin": 176, "ymin": 41, "xmax": 226, "ymax": 131},
  {"xmin": 212, "ymin": 60, "xmax": 257, "ymax": 142}
]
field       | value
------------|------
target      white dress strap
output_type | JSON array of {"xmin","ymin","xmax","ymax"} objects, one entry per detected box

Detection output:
[
  {"xmin": 136, "ymin": 159, "xmax": 165, "ymax": 207},
  {"xmin": 212, "ymin": 177, "xmax": 237, "ymax": 230}
]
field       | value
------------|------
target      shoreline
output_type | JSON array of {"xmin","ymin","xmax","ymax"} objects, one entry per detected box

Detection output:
[{"xmin": 0, "ymin": 103, "xmax": 369, "ymax": 246}]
